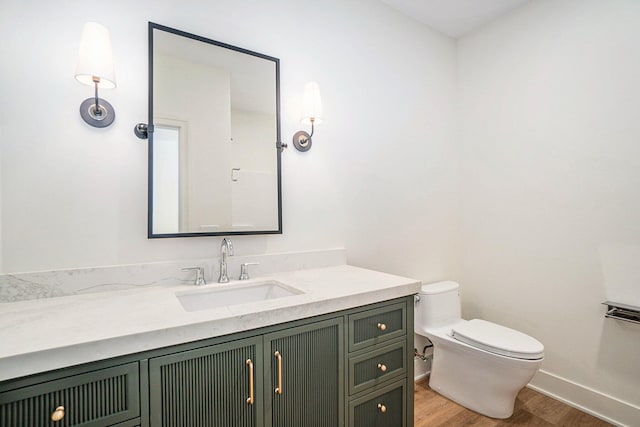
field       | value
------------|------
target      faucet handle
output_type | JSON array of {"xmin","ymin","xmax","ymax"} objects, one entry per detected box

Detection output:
[
  {"xmin": 182, "ymin": 267, "xmax": 206, "ymax": 286},
  {"xmin": 239, "ymin": 262, "xmax": 260, "ymax": 280}
]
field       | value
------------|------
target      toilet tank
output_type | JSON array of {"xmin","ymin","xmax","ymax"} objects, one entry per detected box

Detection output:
[{"xmin": 415, "ymin": 281, "xmax": 461, "ymax": 334}]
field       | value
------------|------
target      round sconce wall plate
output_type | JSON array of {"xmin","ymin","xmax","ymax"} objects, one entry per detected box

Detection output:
[
  {"xmin": 292, "ymin": 130, "xmax": 312, "ymax": 152},
  {"xmin": 80, "ymin": 98, "xmax": 115, "ymax": 128}
]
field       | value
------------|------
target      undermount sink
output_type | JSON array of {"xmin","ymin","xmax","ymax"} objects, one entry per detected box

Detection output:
[{"xmin": 176, "ymin": 280, "xmax": 303, "ymax": 312}]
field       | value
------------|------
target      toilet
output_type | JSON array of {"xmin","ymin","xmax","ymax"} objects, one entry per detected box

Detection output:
[{"xmin": 415, "ymin": 281, "xmax": 544, "ymax": 419}]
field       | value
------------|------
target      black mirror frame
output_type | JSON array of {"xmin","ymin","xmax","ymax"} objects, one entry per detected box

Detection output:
[{"xmin": 146, "ymin": 22, "xmax": 283, "ymax": 239}]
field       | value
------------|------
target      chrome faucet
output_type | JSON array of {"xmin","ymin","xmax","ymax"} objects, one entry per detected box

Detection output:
[{"xmin": 218, "ymin": 238, "xmax": 234, "ymax": 283}]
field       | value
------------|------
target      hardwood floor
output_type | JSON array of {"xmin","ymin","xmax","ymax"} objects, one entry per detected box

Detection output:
[{"xmin": 414, "ymin": 379, "xmax": 614, "ymax": 427}]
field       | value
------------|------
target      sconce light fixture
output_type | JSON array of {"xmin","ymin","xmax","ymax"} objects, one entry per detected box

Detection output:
[
  {"xmin": 292, "ymin": 82, "xmax": 322, "ymax": 152},
  {"xmin": 75, "ymin": 22, "xmax": 116, "ymax": 128}
]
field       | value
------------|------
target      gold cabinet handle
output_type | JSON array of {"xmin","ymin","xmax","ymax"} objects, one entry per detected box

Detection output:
[
  {"xmin": 377, "ymin": 363, "xmax": 387, "ymax": 373},
  {"xmin": 246, "ymin": 359, "xmax": 255, "ymax": 405},
  {"xmin": 51, "ymin": 406, "xmax": 65, "ymax": 422},
  {"xmin": 377, "ymin": 322, "xmax": 387, "ymax": 331},
  {"xmin": 274, "ymin": 350, "xmax": 283, "ymax": 395},
  {"xmin": 377, "ymin": 403, "xmax": 387, "ymax": 413}
]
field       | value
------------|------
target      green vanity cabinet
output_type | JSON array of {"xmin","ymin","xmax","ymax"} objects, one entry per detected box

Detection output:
[
  {"xmin": 148, "ymin": 317, "xmax": 344, "ymax": 427},
  {"xmin": 348, "ymin": 302, "xmax": 407, "ymax": 353},
  {"xmin": 346, "ymin": 299, "xmax": 414, "ymax": 427},
  {"xmin": 0, "ymin": 362, "xmax": 140, "ymax": 427},
  {"xmin": 348, "ymin": 340, "xmax": 407, "ymax": 396},
  {"xmin": 349, "ymin": 380, "xmax": 408, "ymax": 427},
  {"xmin": 148, "ymin": 336, "xmax": 262, "ymax": 427},
  {"xmin": 1, "ymin": 295, "xmax": 414, "ymax": 427},
  {"xmin": 264, "ymin": 318, "xmax": 344, "ymax": 427}
]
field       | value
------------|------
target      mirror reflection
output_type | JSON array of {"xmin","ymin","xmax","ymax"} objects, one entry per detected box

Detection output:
[{"xmin": 149, "ymin": 23, "xmax": 282, "ymax": 237}]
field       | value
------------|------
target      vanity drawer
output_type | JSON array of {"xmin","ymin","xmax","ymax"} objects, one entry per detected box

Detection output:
[
  {"xmin": 0, "ymin": 362, "xmax": 140, "ymax": 427},
  {"xmin": 349, "ymin": 379, "xmax": 407, "ymax": 427},
  {"xmin": 348, "ymin": 302, "xmax": 406, "ymax": 352},
  {"xmin": 349, "ymin": 340, "xmax": 406, "ymax": 395}
]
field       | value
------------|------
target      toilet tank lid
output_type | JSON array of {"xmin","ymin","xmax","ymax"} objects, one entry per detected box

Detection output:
[
  {"xmin": 420, "ymin": 281, "xmax": 459, "ymax": 295},
  {"xmin": 451, "ymin": 319, "xmax": 544, "ymax": 360}
]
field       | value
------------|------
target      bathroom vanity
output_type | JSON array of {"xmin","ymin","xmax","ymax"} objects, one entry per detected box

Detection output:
[{"xmin": 0, "ymin": 264, "xmax": 420, "ymax": 427}]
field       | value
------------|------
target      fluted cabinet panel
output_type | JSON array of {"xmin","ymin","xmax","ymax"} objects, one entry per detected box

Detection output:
[
  {"xmin": 351, "ymin": 341, "xmax": 406, "ymax": 395},
  {"xmin": 266, "ymin": 318, "xmax": 344, "ymax": 427},
  {"xmin": 149, "ymin": 337, "xmax": 261, "ymax": 427},
  {"xmin": 349, "ymin": 303, "xmax": 406, "ymax": 352},
  {"xmin": 351, "ymin": 381, "xmax": 405, "ymax": 427},
  {"xmin": 0, "ymin": 363, "xmax": 139, "ymax": 427}
]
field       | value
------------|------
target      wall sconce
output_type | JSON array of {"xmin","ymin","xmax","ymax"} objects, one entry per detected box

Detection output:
[
  {"xmin": 292, "ymin": 82, "xmax": 322, "ymax": 152},
  {"xmin": 75, "ymin": 22, "xmax": 116, "ymax": 128}
]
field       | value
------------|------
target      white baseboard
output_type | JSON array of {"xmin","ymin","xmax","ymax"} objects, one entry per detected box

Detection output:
[{"xmin": 528, "ymin": 369, "xmax": 640, "ymax": 427}]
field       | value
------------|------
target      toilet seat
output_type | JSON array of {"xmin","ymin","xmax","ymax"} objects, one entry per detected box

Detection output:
[{"xmin": 451, "ymin": 319, "xmax": 544, "ymax": 360}]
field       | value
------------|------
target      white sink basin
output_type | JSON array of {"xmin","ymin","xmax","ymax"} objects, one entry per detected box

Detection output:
[{"xmin": 176, "ymin": 280, "xmax": 303, "ymax": 312}]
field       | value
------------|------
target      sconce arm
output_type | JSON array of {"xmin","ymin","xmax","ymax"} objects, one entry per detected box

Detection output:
[{"xmin": 308, "ymin": 119, "xmax": 315, "ymax": 138}]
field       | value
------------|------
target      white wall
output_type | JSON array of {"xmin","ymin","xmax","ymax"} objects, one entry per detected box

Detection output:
[
  {"xmin": 0, "ymin": 0, "xmax": 458, "ymax": 282},
  {"xmin": 458, "ymin": 0, "xmax": 640, "ymax": 423},
  {"xmin": 338, "ymin": 11, "xmax": 459, "ymax": 281}
]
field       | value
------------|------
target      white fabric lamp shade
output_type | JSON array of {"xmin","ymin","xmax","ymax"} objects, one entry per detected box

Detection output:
[
  {"xmin": 75, "ymin": 22, "xmax": 116, "ymax": 89},
  {"xmin": 301, "ymin": 81, "xmax": 322, "ymax": 125}
]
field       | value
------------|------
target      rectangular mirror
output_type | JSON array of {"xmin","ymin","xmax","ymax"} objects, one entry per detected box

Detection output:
[{"xmin": 148, "ymin": 23, "xmax": 282, "ymax": 238}]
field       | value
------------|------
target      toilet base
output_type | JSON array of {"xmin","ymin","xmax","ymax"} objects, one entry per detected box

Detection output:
[
  {"xmin": 426, "ymin": 329, "xmax": 542, "ymax": 419},
  {"xmin": 429, "ymin": 369, "xmax": 517, "ymax": 419}
]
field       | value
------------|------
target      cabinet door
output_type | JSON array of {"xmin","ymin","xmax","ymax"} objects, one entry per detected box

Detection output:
[
  {"xmin": 348, "ymin": 302, "xmax": 406, "ymax": 353},
  {"xmin": 264, "ymin": 318, "xmax": 344, "ymax": 427},
  {"xmin": 149, "ymin": 336, "xmax": 262, "ymax": 427},
  {"xmin": 349, "ymin": 380, "xmax": 406, "ymax": 427},
  {"xmin": 349, "ymin": 340, "xmax": 406, "ymax": 395},
  {"xmin": 0, "ymin": 362, "xmax": 139, "ymax": 427}
]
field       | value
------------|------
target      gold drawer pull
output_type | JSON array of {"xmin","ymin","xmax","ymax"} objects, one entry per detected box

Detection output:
[
  {"xmin": 377, "ymin": 403, "xmax": 387, "ymax": 413},
  {"xmin": 274, "ymin": 350, "xmax": 283, "ymax": 395},
  {"xmin": 246, "ymin": 359, "xmax": 255, "ymax": 405},
  {"xmin": 377, "ymin": 323, "xmax": 387, "ymax": 331},
  {"xmin": 377, "ymin": 363, "xmax": 387, "ymax": 373},
  {"xmin": 51, "ymin": 406, "xmax": 65, "ymax": 422}
]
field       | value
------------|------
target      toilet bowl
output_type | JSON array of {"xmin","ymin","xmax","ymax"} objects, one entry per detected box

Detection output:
[{"xmin": 415, "ymin": 281, "xmax": 544, "ymax": 419}]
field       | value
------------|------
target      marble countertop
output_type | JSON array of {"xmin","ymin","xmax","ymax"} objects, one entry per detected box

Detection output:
[{"xmin": 0, "ymin": 264, "xmax": 420, "ymax": 382}]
